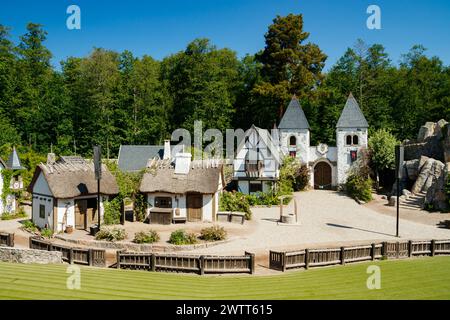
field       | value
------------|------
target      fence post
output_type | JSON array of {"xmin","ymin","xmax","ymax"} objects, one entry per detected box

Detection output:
[
  {"xmin": 245, "ymin": 252, "xmax": 255, "ymax": 274},
  {"xmin": 382, "ymin": 241, "xmax": 387, "ymax": 259},
  {"xmin": 371, "ymin": 243, "xmax": 376, "ymax": 260},
  {"xmin": 282, "ymin": 252, "xmax": 287, "ymax": 272},
  {"xmin": 305, "ymin": 249, "xmax": 309, "ymax": 270},
  {"xmin": 116, "ymin": 251, "xmax": 121, "ymax": 269},
  {"xmin": 88, "ymin": 249, "xmax": 94, "ymax": 266},
  {"xmin": 28, "ymin": 237, "xmax": 33, "ymax": 249},
  {"xmin": 431, "ymin": 240, "xmax": 436, "ymax": 257},
  {"xmin": 340, "ymin": 247, "xmax": 345, "ymax": 265},
  {"xmin": 396, "ymin": 242, "xmax": 400, "ymax": 259},
  {"xmin": 408, "ymin": 240, "xmax": 413, "ymax": 258},
  {"xmin": 69, "ymin": 248, "xmax": 74, "ymax": 264},
  {"xmin": 151, "ymin": 254, "xmax": 156, "ymax": 272},
  {"xmin": 48, "ymin": 243, "xmax": 53, "ymax": 252},
  {"xmin": 9, "ymin": 233, "xmax": 14, "ymax": 247},
  {"xmin": 199, "ymin": 256, "xmax": 205, "ymax": 275}
]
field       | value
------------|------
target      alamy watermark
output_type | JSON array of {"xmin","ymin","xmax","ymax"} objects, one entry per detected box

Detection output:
[
  {"xmin": 367, "ymin": 5, "xmax": 381, "ymax": 30},
  {"xmin": 366, "ymin": 265, "xmax": 381, "ymax": 290},
  {"xmin": 66, "ymin": 5, "xmax": 81, "ymax": 30}
]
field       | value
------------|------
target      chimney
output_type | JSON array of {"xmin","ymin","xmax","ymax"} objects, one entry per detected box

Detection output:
[
  {"xmin": 163, "ymin": 140, "xmax": 171, "ymax": 160},
  {"xmin": 47, "ymin": 153, "xmax": 56, "ymax": 165},
  {"xmin": 174, "ymin": 152, "xmax": 192, "ymax": 175}
]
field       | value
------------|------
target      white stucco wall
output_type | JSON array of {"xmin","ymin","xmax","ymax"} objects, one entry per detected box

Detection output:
[
  {"xmin": 31, "ymin": 172, "xmax": 54, "ymax": 229},
  {"xmin": 336, "ymin": 128, "xmax": 368, "ymax": 185},
  {"xmin": 0, "ymin": 165, "xmax": 3, "ymax": 215},
  {"xmin": 202, "ymin": 194, "xmax": 213, "ymax": 222},
  {"xmin": 279, "ymin": 129, "xmax": 310, "ymax": 164}
]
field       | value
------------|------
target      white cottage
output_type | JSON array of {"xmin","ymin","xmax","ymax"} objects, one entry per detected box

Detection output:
[
  {"xmin": 28, "ymin": 156, "xmax": 119, "ymax": 233},
  {"xmin": 139, "ymin": 154, "xmax": 224, "ymax": 224},
  {"xmin": 233, "ymin": 93, "xmax": 369, "ymax": 193}
]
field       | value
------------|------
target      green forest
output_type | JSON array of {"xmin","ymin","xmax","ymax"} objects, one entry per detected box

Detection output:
[{"xmin": 1, "ymin": 13, "xmax": 449, "ymax": 160}]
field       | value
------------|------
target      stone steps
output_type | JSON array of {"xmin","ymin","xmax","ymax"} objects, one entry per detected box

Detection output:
[{"xmin": 399, "ymin": 192, "xmax": 426, "ymax": 210}]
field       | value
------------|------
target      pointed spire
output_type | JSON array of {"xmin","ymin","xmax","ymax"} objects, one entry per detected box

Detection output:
[
  {"xmin": 336, "ymin": 93, "xmax": 368, "ymax": 129},
  {"xmin": 278, "ymin": 96, "xmax": 310, "ymax": 130},
  {"xmin": 7, "ymin": 147, "xmax": 26, "ymax": 170}
]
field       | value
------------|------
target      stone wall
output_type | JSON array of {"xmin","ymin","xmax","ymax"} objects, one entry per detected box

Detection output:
[{"xmin": 0, "ymin": 247, "xmax": 62, "ymax": 264}]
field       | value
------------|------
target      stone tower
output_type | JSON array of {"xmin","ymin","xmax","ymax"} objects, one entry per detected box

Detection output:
[
  {"xmin": 336, "ymin": 93, "xmax": 369, "ymax": 185},
  {"xmin": 278, "ymin": 96, "xmax": 310, "ymax": 164}
]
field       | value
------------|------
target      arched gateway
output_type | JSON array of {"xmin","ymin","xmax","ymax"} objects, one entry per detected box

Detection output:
[{"xmin": 314, "ymin": 161, "xmax": 332, "ymax": 190}]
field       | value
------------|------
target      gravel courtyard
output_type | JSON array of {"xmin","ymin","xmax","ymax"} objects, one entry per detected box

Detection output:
[{"xmin": 188, "ymin": 190, "xmax": 450, "ymax": 256}]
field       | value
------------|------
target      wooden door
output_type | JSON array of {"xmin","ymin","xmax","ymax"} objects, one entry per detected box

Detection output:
[
  {"xmin": 187, "ymin": 194, "xmax": 203, "ymax": 222},
  {"xmin": 314, "ymin": 162, "xmax": 332, "ymax": 189},
  {"xmin": 75, "ymin": 200, "xmax": 88, "ymax": 230}
]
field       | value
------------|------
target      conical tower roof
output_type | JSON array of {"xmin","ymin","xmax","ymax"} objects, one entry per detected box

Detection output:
[
  {"xmin": 7, "ymin": 147, "xmax": 26, "ymax": 170},
  {"xmin": 278, "ymin": 96, "xmax": 310, "ymax": 130},
  {"xmin": 336, "ymin": 93, "xmax": 369, "ymax": 128}
]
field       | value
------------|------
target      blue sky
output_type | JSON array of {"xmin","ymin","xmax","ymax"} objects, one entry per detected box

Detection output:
[{"xmin": 0, "ymin": 0, "xmax": 449, "ymax": 70}]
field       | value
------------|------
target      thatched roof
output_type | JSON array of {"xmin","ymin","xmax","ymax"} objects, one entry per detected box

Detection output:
[
  {"xmin": 29, "ymin": 159, "xmax": 119, "ymax": 199},
  {"xmin": 140, "ymin": 160, "xmax": 223, "ymax": 194}
]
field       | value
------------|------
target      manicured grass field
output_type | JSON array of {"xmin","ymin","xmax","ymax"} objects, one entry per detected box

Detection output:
[{"xmin": 0, "ymin": 257, "xmax": 450, "ymax": 300}]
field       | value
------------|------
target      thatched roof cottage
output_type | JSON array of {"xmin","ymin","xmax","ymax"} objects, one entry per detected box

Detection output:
[
  {"xmin": 28, "ymin": 155, "xmax": 119, "ymax": 233},
  {"xmin": 139, "ymin": 153, "xmax": 224, "ymax": 224}
]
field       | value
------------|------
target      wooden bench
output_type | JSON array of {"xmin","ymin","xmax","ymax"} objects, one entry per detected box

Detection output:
[{"xmin": 216, "ymin": 212, "xmax": 245, "ymax": 224}]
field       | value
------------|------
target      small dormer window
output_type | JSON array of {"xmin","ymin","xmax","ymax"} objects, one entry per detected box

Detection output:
[{"xmin": 289, "ymin": 136, "xmax": 296, "ymax": 147}]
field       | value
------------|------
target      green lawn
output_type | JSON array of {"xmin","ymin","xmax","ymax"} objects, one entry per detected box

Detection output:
[{"xmin": 1, "ymin": 257, "xmax": 450, "ymax": 300}]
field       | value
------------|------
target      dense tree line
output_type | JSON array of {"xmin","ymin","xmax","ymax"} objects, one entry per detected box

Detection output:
[{"xmin": 1, "ymin": 14, "xmax": 449, "ymax": 159}]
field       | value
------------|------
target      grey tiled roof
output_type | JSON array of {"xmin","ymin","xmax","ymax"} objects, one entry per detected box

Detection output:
[
  {"xmin": 7, "ymin": 147, "xmax": 26, "ymax": 170},
  {"xmin": 118, "ymin": 145, "xmax": 165, "ymax": 172},
  {"xmin": 278, "ymin": 97, "xmax": 310, "ymax": 130},
  {"xmin": 336, "ymin": 93, "xmax": 369, "ymax": 128}
]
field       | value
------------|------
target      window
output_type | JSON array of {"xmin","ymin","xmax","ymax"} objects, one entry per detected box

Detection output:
[
  {"xmin": 350, "ymin": 150, "xmax": 358, "ymax": 163},
  {"xmin": 39, "ymin": 204, "xmax": 45, "ymax": 219},
  {"xmin": 289, "ymin": 136, "xmax": 296, "ymax": 147},
  {"xmin": 346, "ymin": 135, "xmax": 352, "ymax": 146},
  {"xmin": 346, "ymin": 135, "xmax": 359, "ymax": 146},
  {"xmin": 249, "ymin": 182, "xmax": 263, "ymax": 193},
  {"xmin": 155, "ymin": 197, "xmax": 172, "ymax": 208}
]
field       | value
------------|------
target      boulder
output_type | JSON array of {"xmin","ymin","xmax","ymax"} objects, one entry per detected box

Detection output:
[
  {"xmin": 411, "ymin": 156, "xmax": 445, "ymax": 194},
  {"xmin": 424, "ymin": 163, "xmax": 449, "ymax": 211},
  {"xmin": 405, "ymin": 159, "xmax": 420, "ymax": 180},
  {"xmin": 417, "ymin": 122, "xmax": 436, "ymax": 142},
  {"xmin": 402, "ymin": 189, "xmax": 412, "ymax": 198}
]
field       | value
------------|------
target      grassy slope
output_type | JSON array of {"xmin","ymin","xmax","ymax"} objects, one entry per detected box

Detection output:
[{"xmin": 0, "ymin": 257, "xmax": 450, "ymax": 300}]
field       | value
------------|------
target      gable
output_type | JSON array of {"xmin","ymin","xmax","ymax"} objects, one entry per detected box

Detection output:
[{"xmin": 31, "ymin": 170, "xmax": 52, "ymax": 196}]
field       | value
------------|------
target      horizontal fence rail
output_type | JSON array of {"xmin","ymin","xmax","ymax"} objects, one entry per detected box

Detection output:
[
  {"xmin": 0, "ymin": 232, "xmax": 14, "ymax": 247},
  {"xmin": 270, "ymin": 240, "xmax": 450, "ymax": 272},
  {"xmin": 117, "ymin": 251, "xmax": 255, "ymax": 275},
  {"xmin": 29, "ymin": 237, "xmax": 105, "ymax": 267}
]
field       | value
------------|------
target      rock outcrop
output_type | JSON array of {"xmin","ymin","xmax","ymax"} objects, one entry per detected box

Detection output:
[{"xmin": 394, "ymin": 120, "xmax": 450, "ymax": 212}]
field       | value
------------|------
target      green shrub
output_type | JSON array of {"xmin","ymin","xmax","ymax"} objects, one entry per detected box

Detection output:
[
  {"xmin": 103, "ymin": 198, "xmax": 122, "ymax": 225},
  {"xmin": 133, "ymin": 230, "xmax": 160, "ymax": 244},
  {"xmin": 200, "ymin": 225, "xmax": 227, "ymax": 241},
  {"xmin": 95, "ymin": 228, "xmax": 127, "ymax": 242},
  {"xmin": 40, "ymin": 228, "xmax": 53, "ymax": 239},
  {"xmin": 219, "ymin": 191, "xmax": 252, "ymax": 220},
  {"xmin": 293, "ymin": 164, "xmax": 310, "ymax": 191},
  {"xmin": 1, "ymin": 209, "xmax": 27, "ymax": 221},
  {"xmin": 169, "ymin": 229, "xmax": 198, "ymax": 245},
  {"xmin": 345, "ymin": 174, "xmax": 373, "ymax": 202},
  {"xmin": 21, "ymin": 220, "xmax": 38, "ymax": 233}
]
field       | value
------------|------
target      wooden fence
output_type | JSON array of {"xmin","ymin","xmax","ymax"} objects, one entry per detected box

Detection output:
[
  {"xmin": 117, "ymin": 251, "xmax": 255, "ymax": 275},
  {"xmin": 0, "ymin": 232, "xmax": 14, "ymax": 247},
  {"xmin": 270, "ymin": 240, "xmax": 450, "ymax": 272},
  {"xmin": 29, "ymin": 237, "xmax": 105, "ymax": 267}
]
